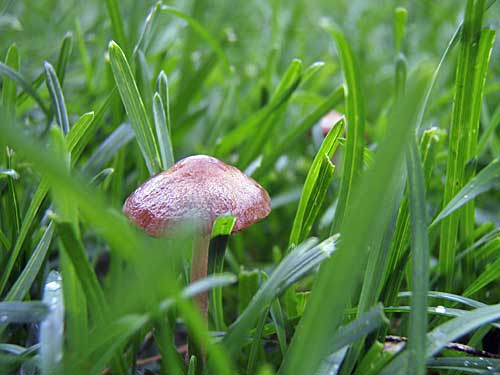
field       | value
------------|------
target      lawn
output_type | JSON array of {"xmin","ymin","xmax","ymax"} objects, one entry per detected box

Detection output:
[{"xmin": 0, "ymin": 0, "xmax": 499, "ymax": 374}]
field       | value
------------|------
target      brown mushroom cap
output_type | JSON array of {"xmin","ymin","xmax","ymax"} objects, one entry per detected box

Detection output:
[{"xmin": 123, "ymin": 155, "xmax": 271, "ymax": 236}]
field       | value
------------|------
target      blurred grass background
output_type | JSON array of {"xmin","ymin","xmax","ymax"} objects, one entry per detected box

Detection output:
[{"xmin": 0, "ymin": 0, "xmax": 499, "ymax": 374}]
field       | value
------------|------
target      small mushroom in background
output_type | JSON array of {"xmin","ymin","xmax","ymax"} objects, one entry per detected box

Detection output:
[
  {"xmin": 319, "ymin": 110, "xmax": 345, "ymax": 137},
  {"xmin": 123, "ymin": 155, "xmax": 271, "ymax": 320}
]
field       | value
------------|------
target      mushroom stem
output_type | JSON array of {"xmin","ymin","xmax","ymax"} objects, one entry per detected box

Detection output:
[{"xmin": 191, "ymin": 232, "xmax": 211, "ymax": 320}]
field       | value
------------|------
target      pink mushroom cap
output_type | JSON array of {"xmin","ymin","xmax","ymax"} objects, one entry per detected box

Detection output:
[{"xmin": 123, "ymin": 155, "xmax": 271, "ymax": 236}]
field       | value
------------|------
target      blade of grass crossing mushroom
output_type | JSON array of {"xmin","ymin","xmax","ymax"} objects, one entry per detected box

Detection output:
[
  {"xmin": 40, "ymin": 271, "xmax": 64, "ymax": 375},
  {"xmin": 406, "ymin": 139, "xmax": 430, "ymax": 375},
  {"xmin": 289, "ymin": 119, "xmax": 343, "ymax": 247},
  {"xmin": 55, "ymin": 32, "xmax": 73, "ymax": 86},
  {"xmin": 108, "ymin": 41, "xmax": 161, "ymax": 175},
  {"xmin": 279, "ymin": 72, "xmax": 429, "ymax": 375},
  {"xmin": 439, "ymin": 0, "xmax": 488, "ymax": 288},
  {"xmin": 44, "ymin": 62, "xmax": 70, "ymax": 135},
  {"xmin": 379, "ymin": 304, "xmax": 500, "ymax": 375},
  {"xmin": 323, "ymin": 23, "xmax": 366, "ymax": 234}
]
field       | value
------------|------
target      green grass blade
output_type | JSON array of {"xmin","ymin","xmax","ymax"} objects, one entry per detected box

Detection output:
[
  {"xmin": 279, "ymin": 72, "xmax": 429, "ymax": 375},
  {"xmin": 406, "ymin": 140, "xmax": 430, "ymax": 375},
  {"xmin": 432, "ymin": 158, "xmax": 500, "ymax": 225},
  {"xmin": 270, "ymin": 300, "xmax": 287, "ymax": 357},
  {"xmin": 82, "ymin": 122, "xmax": 134, "ymax": 175},
  {"xmin": 153, "ymin": 93, "xmax": 174, "ymax": 170},
  {"xmin": 105, "ymin": 0, "xmax": 128, "ymax": 56},
  {"xmin": 74, "ymin": 19, "xmax": 93, "ymax": 91},
  {"xmin": 399, "ymin": 291, "xmax": 486, "ymax": 309},
  {"xmin": 477, "ymin": 104, "xmax": 500, "ymax": 157},
  {"xmin": 5, "ymin": 223, "xmax": 54, "ymax": 301},
  {"xmin": 316, "ymin": 304, "xmax": 388, "ymax": 374},
  {"xmin": 0, "ymin": 61, "xmax": 49, "ymax": 116},
  {"xmin": 108, "ymin": 41, "xmax": 161, "ymax": 175},
  {"xmin": 65, "ymin": 112, "xmax": 95, "ymax": 163},
  {"xmin": 53, "ymin": 219, "xmax": 108, "ymax": 323},
  {"xmin": 463, "ymin": 256, "xmax": 500, "ymax": 297},
  {"xmin": 439, "ymin": 0, "xmax": 488, "ymax": 287},
  {"xmin": 2, "ymin": 44, "xmax": 18, "ymax": 121},
  {"xmin": 380, "ymin": 303, "xmax": 500, "ymax": 374},
  {"xmin": 156, "ymin": 71, "xmax": 172, "ymax": 135},
  {"xmin": 40, "ymin": 271, "xmax": 64, "ymax": 375},
  {"xmin": 289, "ymin": 119, "xmax": 343, "ymax": 246},
  {"xmin": 254, "ymin": 86, "xmax": 344, "ymax": 178},
  {"xmin": 44, "ymin": 62, "xmax": 70, "ymax": 135},
  {"xmin": 223, "ymin": 236, "xmax": 338, "ymax": 355},
  {"xmin": 323, "ymin": 23, "xmax": 366, "ymax": 233},
  {"xmin": 55, "ymin": 32, "xmax": 73, "ymax": 87},
  {"xmin": 427, "ymin": 357, "xmax": 500, "ymax": 372}
]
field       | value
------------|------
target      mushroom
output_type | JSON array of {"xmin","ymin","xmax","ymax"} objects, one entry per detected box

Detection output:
[
  {"xmin": 123, "ymin": 155, "xmax": 271, "ymax": 320},
  {"xmin": 319, "ymin": 110, "xmax": 345, "ymax": 137}
]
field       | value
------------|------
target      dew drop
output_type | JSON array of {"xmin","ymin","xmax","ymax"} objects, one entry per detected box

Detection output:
[{"xmin": 435, "ymin": 305, "xmax": 447, "ymax": 314}]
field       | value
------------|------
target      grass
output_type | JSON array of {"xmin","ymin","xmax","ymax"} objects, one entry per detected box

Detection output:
[{"xmin": 0, "ymin": 0, "xmax": 499, "ymax": 374}]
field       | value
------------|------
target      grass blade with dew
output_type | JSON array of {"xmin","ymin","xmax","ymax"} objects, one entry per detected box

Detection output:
[
  {"xmin": 289, "ymin": 119, "xmax": 343, "ymax": 247},
  {"xmin": 279, "ymin": 70, "xmax": 429, "ymax": 375},
  {"xmin": 432, "ymin": 158, "xmax": 500, "ymax": 226},
  {"xmin": 322, "ymin": 21, "xmax": 366, "ymax": 234},
  {"xmin": 44, "ymin": 62, "xmax": 70, "ymax": 135},
  {"xmin": 0, "ymin": 302, "xmax": 48, "ymax": 324},
  {"xmin": 406, "ymin": 139, "xmax": 430, "ymax": 375},
  {"xmin": 108, "ymin": 41, "xmax": 161, "ymax": 175},
  {"xmin": 40, "ymin": 271, "xmax": 64, "ymax": 375},
  {"xmin": 439, "ymin": 0, "xmax": 491, "ymax": 288},
  {"xmin": 427, "ymin": 357, "xmax": 500, "ymax": 372},
  {"xmin": 380, "ymin": 303, "xmax": 500, "ymax": 375}
]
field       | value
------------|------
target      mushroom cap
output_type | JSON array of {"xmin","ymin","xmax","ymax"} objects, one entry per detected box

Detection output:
[
  {"xmin": 123, "ymin": 155, "xmax": 271, "ymax": 236},
  {"xmin": 319, "ymin": 110, "xmax": 344, "ymax": 137}
]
